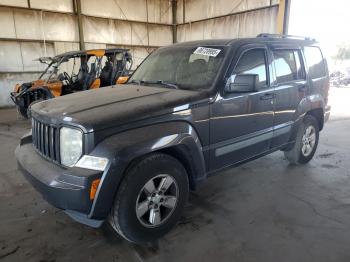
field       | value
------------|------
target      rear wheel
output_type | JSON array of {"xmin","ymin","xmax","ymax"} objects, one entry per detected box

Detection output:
[
  {"xmin": 109, "ymin": 153, "xmax": 189, "ymax": 244},
  {"xmin": 284, "ymin": 115, "xmax": 319, "ymax": 164}
]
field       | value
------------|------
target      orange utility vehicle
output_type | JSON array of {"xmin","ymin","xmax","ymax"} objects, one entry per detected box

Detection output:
[{"xmin": 11, "ymin": 48, "xmax": 132, "ymax": 118}]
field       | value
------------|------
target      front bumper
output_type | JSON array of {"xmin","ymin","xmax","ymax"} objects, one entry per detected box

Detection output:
[
  {"xmin": 10, "ymin": 91, "xmax": 22, "ymax": 107},
  {"xmin": 16, "ymin": 137, "xmax": 104, "ymax": 227}
]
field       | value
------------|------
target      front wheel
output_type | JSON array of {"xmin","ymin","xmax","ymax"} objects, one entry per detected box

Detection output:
[
  {"xmin": 284, "ymin": 115, "xmax": 320, "ymax": 164},
  {"xmin": 17, "ymin": 105, "xmax": 29, "ymax": 118},
  {"xmin": 109, "ymin": 153, "xmax": 189, "ymax": 244},
  {"xmin": 27, "ymin": 99, "xmax": 44, "ymax": 118}
]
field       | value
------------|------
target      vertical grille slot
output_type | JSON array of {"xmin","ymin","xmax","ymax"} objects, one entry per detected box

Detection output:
[
  {"xmin": 44, "ymin": 125, "xmax": 49, "ymax": 156},
  {"xmin": 32, "ymin": 119, "xmax": 36, "ymax": 147},
  {"xmin": 49, "ymin": 127, "xmax": 55, "ymax": 159},
  {"xmin": 32, "ymin": 118, "xmax": 59, "ymax": 163},
  {"xmin": 37, "ymin": 121, "xmax": 41, "ymax": 151},
  {"xmin": 40, "ymin": 122, "xmax": 44, "ymax": 153},
  {"xmin": 34, "ymin": 120, "xmax": 38, "ymax": 148}
]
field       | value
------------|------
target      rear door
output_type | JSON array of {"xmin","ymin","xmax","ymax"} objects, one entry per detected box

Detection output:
[{"xmin": 270, "ymin": 46, "xmax": 307, "ymax": 148}]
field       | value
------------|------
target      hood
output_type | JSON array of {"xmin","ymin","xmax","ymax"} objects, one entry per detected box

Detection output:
[{"xmin": 32, "ymin": 84, "xmax": 208, "ymax": 132}]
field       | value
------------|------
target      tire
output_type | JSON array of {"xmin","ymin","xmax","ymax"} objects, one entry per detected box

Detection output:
[
  {"xmin": 17, "ymin": 98, "xmax": 43, "ymax": 119},
  {"xmin": 284, "ymin": 115, "xmax": 319, "ymax": 164},
  {"xmin": 17, "ymin": 106, "xmax": 29, "ymax": 119},
  {"xmin": 109, "ymin": 153, "xmax": 189, "ymax": 244}
]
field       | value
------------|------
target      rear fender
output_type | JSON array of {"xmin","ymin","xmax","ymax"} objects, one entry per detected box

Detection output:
[
  {"xmin": 288, "ymin": 94, "xmax": 325, "ymax": 146},
  {"xmin": 88, "ymin": 121, "xmax": 206, "ymax": 219}
]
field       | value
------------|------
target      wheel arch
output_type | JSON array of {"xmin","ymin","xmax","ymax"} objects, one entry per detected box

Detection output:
[
  {"xmin": 157, "ymin": 146, "xmax": 198, "ymax": 191},
  {"xmin": 286, "ymin": 97, "xmax": 325, "ymax": 150},
  {"xmin": 306, "ymin": 107, "xmax": 324, "ymax": 131},
  {"xmin": 88, "ymin": 121, "xmax": 206, "ymax": 219},
  {"xmin": 117, "ymin": 146, "xmax": 198, "ymax": 192}
]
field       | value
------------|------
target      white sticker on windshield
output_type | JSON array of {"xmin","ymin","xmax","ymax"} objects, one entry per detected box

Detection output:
[{"xmin": 193, "ymin": 47, "xmax": 221, "ymax": 57}]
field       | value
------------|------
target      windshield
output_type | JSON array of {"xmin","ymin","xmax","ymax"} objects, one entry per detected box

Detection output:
[
  {"xmin": 129, "ymin": 46, "xmax": 226, "ymax": 90},
  {"xmin": 39, "ymin": 59, "xmax": 60, "ymax": 81},
  {"xmin": 39, "ymin": 57, "xmax": 80, "ymax": 82},
  {"xmin": 39, "ymin": 55, "xmax": 89, "ymax": 83}
]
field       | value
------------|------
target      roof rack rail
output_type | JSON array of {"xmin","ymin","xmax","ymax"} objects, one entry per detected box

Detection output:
[{"xmin": 257, "ymin": 33, "xmax": 316, "ymax": 41}]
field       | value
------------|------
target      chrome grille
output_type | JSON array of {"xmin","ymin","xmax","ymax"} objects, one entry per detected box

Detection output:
[{"xmin": 32, "ymin": 118, "xmax": 60, "ymax": 162}]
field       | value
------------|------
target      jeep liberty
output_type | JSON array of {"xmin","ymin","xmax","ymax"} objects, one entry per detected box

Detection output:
[{"xmin": 16, "ymin": 34, "xmax": 331, "ymax": 243}]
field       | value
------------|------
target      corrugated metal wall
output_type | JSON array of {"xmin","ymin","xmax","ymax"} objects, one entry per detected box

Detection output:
[
  {"xmin": 0, "ymin": 0, "xmax": 279, "ymax": 107},
  {"xmin": 176, "ymin": 0, "xmax": 278, "ymax": 41}
]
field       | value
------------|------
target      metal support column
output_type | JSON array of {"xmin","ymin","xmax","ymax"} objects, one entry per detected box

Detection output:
[
  {"xmin": 277, "ymin": 0, "xmax": 291, "ymax": 34},
  {"xmin": 172, "ymin": 0, "xmax": 177, "ymax": 43},
  {"xmin": 283, "ymin": 0, "xmax": 291, "ymax": 34},
  {"xmin": 74, "ymin": 0, "xmax": 85, "ymax": 50}
]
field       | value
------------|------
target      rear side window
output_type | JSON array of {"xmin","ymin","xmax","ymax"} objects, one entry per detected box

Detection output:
[
  {"xmin": 233, "ymin": 49, "xmax": 267, "ymax": 88},
  {"xmin": 273, "ymin": 50, "xmax": 305, "ymax": 83},
  {"xmin": 304, "ymin": 46, "xmax": 326, "ymax": 79}
]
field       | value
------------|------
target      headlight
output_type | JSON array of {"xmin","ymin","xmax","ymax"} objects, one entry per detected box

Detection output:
[{"xmin": 60, "ymin": 127, "xmax": 83, "ymax": 167}]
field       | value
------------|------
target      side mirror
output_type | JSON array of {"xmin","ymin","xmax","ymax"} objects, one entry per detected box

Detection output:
[{"xmin": 225, "ymin": 74, "xmax": 259, "ymax": 93}]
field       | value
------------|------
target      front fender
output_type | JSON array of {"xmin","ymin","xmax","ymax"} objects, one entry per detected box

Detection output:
[
  {"xmin": 88, "ymin": 121, "xmax": 206, "ymax": 219},
  {"xmin": 14, "ymin": 85, "xmax": 54, "ymax": 102}
]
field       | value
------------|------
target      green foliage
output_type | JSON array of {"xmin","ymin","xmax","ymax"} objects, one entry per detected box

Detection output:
[{"xmin": 333, "ymin": 44, "xmax": 350, "ymax": 61}]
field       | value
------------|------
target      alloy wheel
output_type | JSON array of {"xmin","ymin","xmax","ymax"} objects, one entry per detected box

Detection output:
[
  {"xmin": 135, "ymin": 174, "xmax": 179, "ymax": 228},
  {"xmin": 301, "ymin": 125, "xmax": 316, "ymax": 157}
]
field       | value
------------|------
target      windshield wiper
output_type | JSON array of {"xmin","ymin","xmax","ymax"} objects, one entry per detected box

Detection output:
[
  {"xmin": 143, "ymin": 80, "xmax": 179, "ymax": 89},
  {"xmin": 154, "ymin": 80, "xmax": 179, "ymax": 89},
  {"xmin": 129, "ymin": 79, "xmax": 179, "ymax": 89}
]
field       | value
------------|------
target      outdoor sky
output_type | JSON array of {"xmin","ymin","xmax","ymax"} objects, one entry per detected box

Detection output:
[{"xmin": 288, "ymin": 0, "xmax": 350, "ymax": 67}]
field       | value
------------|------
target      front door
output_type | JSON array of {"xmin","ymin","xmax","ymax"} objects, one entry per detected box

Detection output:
[{"xmin": 210, "ymin": 45, "xmax": 275, "ymax": 171}]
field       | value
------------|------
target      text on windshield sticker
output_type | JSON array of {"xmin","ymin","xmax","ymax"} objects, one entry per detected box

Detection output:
[{"xmin": 193, "ymin": 47, "xmax": 221, "ymax": 57}]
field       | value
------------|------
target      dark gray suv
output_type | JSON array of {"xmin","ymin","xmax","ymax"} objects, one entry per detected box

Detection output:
[{"xmin": 16, "ymin": 34, "xmax": 331, "ymax": 244}]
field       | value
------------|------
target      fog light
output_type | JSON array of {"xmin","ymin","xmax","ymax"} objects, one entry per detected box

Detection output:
[{"xmin": 75, "ymin": 155, "xmax": 109, "ymax": 171}]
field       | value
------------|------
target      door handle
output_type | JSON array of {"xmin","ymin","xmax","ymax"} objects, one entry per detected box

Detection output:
[{"xmin": 260, "ymin": 93, "xmax": 275, "ymax": 100}]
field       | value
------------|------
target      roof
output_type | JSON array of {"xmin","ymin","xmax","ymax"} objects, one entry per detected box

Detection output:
[
  {"xmin": 53, "ymin": 48, "xmax": 130, "ymax": 60},
  {"xmin": 163, "ymin": 34, "xmax": 318, "ymax": 49},
  {"xmin": 172, "ymin": 39, "xmax": 235, "ymax": 47}
]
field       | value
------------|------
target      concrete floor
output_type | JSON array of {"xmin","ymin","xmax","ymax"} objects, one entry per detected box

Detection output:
[{"xmin": 1, "ymin": 87, "xmax": 350, "ymax": 262}]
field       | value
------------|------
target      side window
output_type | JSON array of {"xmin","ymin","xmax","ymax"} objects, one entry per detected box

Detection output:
[
  {"xmin": 231, "ymin": 49, "xmax": 268, "ymax": 88},
  {"xmin": 273, "ymin": 49, "xmax": 305, "ymax": 84},
  {"xmin": 294, "ymin": 50, "xmax": 305, "ymax": 80},
  {"xmin": 304, "ymin": 46, "xmax": 326, "ymax": 79}
]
